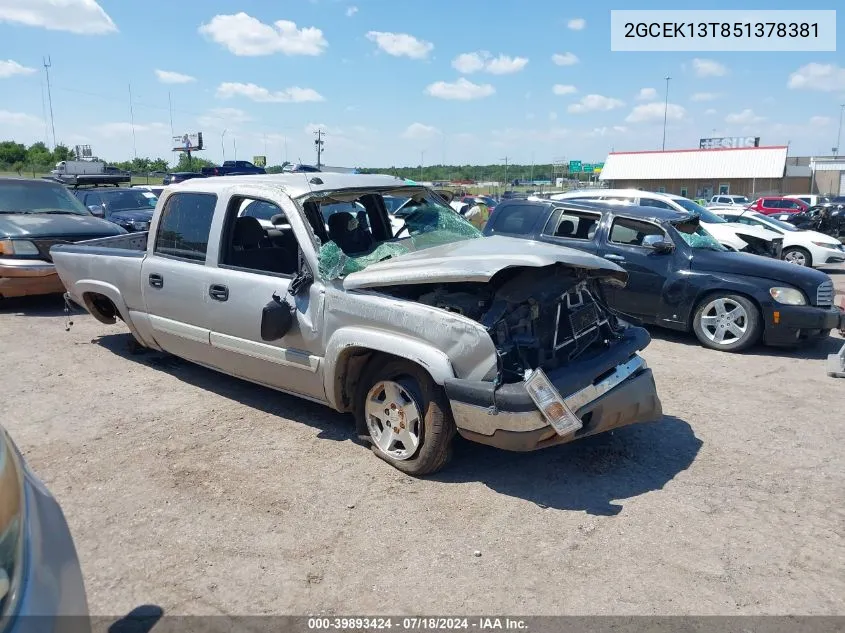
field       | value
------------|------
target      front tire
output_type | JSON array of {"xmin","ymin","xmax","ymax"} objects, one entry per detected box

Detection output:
[
  {"xmin": 782, "ymin": 246, "xmax": 812, "ymax": 267},
  {"xmin": 692, "ymin": 294, "xmax": 761, "ymax": 352},
  {"xmin": 355, "ymin": 358, "xmax": 455, "ymax": 476}
]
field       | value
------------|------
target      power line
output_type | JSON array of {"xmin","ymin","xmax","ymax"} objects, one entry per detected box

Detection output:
[{"xmin": 43, "ymin": 56, "xmax": 56, "ymax": 149}]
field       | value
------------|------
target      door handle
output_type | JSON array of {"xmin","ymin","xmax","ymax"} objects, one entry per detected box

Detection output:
[
  {"xmin": 209, "ymin": 284, "xmax": 229, "ymax": 302},
  {"xmin": 604, "ymin": 254, "xmax": 626, "ymax": 262},
  {"xmin": 148, "ymin": 273, "xmax": 163, "ymax": 288}
]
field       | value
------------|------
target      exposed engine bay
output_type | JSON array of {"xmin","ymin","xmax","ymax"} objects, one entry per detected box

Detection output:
[
  {"xmin": 381, "ymin": 264, "xmax": 627, "ymax": 384},
  {"xmin": 737, "ymin": 233, "xmax": 783, "ymax": 258}
]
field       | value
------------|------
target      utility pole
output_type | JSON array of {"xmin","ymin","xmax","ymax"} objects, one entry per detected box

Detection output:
[
  {"xmin": 221, "ymin": 129, "xmax": 227, "ymax": 162},
  {"xmin": 128, "ymin": 83, "xmax": 137, "ymax": 160},
  {"xmin": 233, "ymin": 137, "xmax": 237, "ymax": 161},
  {"xmin": 661, "ymin": 75, "xmax": 671, "ymax": 151},
  {"xmin": 264, "ymin": 133, "xmax": 268, "ymax": 159},
  {"xmin": 500, "ymin": 156, "xmax": 509, "ymax": 189},
  {"xmin": 835, "ymin": 103, "xmax": 845, "ymax": 157},
  {"xmin": 314, "ymin": 129, "xmax": 324, "ymax": 168},
  {"xmin": 43, "ymin": 56, "xmax": 56, "ymax": 149},
  {"xmin": 420, "ymin": 150, "xmax": 425, "ymax": 181},
  {"xmin": 168, "ymin": 91, "xmax": 175, "ymax": 165}
]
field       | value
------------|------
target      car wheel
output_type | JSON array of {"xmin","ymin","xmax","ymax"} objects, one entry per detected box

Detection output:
[
  {"xmin": 355, "ymin": 358, "xmax": 455, "ymax": 476},
  {"xmin": 782, "ymin": 246, "xmax": 812, "ymax": 267},
  {"xmin": 692, "ymin": 294, "xmax": 761, "ymax": 352}
]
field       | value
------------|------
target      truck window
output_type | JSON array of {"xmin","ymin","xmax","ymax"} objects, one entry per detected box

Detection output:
[
  {"xmin": 220, "ymin": 196, "xmax": 299, "ymax": 276},
  {"xmin": 154, "ymin": 193, "xmax": 217, "ymax": 263},
  {"xmin": 542, "ymin": 209, "xmax": 601, "ymax": 240},
  {"xmin": 609, "ymin": 217, "xmax": 665, "ymax": 246},
  {"xmin": 487, "ymin": 204, "xmax": 542, "ymax": 235}
]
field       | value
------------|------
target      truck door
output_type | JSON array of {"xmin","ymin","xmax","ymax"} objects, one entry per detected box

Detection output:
[
  {"xmin": 141, "ymin": 191, "xmax": 219, "ymax": 366},
  {"xmin": 597, "ymin": 214, "xmax": 674, "ymax": 321},
  {"xmin": 201, "ymin": 190, "xmax": 327, "ymax": 402}
]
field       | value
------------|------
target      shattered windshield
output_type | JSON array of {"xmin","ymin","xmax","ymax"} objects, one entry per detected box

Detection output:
[
  {"xmin": 305, "ymin": 188, "xmax": 482, "ymax": 279},
  {"xmin": 672, "ymin": 219, "xmax": 727, "ymax": 251}
]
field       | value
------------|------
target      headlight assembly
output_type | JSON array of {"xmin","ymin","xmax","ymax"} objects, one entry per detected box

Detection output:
[
  {"xmin": 0, "ymin": 239, "xmax": 39, "ymax": 257},
  {"xmin": 769, "ymin": 287, "xmax": 807, "ymax": 305},
  {"xmin": 0, "ymin": 428, "xmax": 24, "ymax": 623}
]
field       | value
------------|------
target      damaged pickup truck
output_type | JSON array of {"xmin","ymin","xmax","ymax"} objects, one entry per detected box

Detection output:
[{"xmin": 51, "ymin": 174, "xmax": 662, "ymax": 475}]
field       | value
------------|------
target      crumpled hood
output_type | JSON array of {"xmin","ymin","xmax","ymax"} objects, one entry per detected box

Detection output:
[
  {"xmin": 0, "ymin": 213, "xmax": 123, "ymax": 238},
  {"xmin": 342, "ymin": 235, "xmax": 627, "ymax": 290}
]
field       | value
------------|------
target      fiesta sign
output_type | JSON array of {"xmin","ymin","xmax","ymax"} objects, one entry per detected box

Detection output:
[{"xmin": 699, "ymin": 136, "xmax": 760, "ymax": 150}]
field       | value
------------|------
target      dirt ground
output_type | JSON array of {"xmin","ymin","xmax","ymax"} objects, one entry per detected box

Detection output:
[{"xmin": 2, "ymin": 266, "xmax": 844, "ymax": 617}]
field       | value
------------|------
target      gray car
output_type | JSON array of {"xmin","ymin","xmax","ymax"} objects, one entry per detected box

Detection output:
[{"xmin": 1, "ymin": 424, "xmax": 88, "ymax": 631}]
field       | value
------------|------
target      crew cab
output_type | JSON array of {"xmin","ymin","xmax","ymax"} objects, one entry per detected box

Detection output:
[
  {"xmin": 551, "ymin": 189, "xmax": 783, "ymax": 257},
  {"xmin": 483, "ymin": 198, "xmax": 843, "ymax": 352},
  {"xmin": 51, "ymin": 174, "xmax": 662, "ymax": 475},
  {"xmin": 201, "ymin": 160, "xmax": 267, "ymax": 177},
  {"xmin": 0, "ymin": 177, "xmax": 125, "ymax": 298}
]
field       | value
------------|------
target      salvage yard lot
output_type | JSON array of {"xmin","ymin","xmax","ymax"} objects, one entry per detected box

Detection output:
[{"xmin": 2, "ymin": 267, "xmax": 844, "ymax": 616}]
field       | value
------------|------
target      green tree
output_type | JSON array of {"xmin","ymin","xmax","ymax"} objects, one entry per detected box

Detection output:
[
  {"xmin": 175, "ymin": 153, "xmax": 214, "ymax": 171},
  {"xmin": 52, "ymin": 144, "xmax": 72, "ymax": 162},
  {"xmin": 150, "ymin": 158, "xmax": 168, "ymax": 172},
  {"xmin": 0, "ymin": 141, "xmax": 27, "ymax": 165},
  {"xmin": 26, "ymin": 142, "xmax": 53, "ymax": 167}
]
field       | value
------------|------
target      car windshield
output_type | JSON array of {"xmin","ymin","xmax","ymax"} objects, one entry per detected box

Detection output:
[
  {"xmin": 310, "ymin": 188, "xmax": 481, "ymax": 279},
  {"xmin": 0, "ymin": 181, "xmax": 89, "ymax": 215},
  {"xmin": 102, "ymin": 190, "xmax": 157, "ymax": 211},
  {"xmin": 749, "ymin": 211, "xmax": 799, "ymax": 232},
  {"xmin": 729, "ymin": 196, "xmax": 750, "ymax": 204},
  {"xmin": 674, "ymin": 198, "xmax": 727, "ymax": 223},
  {"xmin": 671, "ymin": 220, "xmax": 726, "ymax": 251}
]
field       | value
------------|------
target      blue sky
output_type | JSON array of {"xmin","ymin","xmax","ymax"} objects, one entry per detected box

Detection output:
[{"xmin": 1, "ymin": 0, "xmax": 844, "ymax": 167}]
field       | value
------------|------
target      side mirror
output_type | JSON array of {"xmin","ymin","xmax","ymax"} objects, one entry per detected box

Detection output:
[
  {"xmin": 88, "ymin": 204, "xmax": 105, "ymax": 217},
  {"xmin": 261, "ymin": 294, "xmax": 294, "ymax": 341},
  {"xmin": 643, "ymin": 234, "xmax": 674, "ymax": 253}
]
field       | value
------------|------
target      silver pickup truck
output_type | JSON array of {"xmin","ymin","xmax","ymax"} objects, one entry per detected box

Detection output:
[{"xmin": 52, "ymin": 173, "xmax": 662, "ymax": 475}]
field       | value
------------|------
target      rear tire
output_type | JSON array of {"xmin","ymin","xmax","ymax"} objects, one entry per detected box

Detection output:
[
  {"xmin": 692, "ymin": 293, "xmax": 761, "ymax": 352},
  {"xmin": 782, "ymin": 246, "xmax": 812, "ymax": 267},
  {"xmin": 355, "ymin": 358, "xmax": 455, "ymax": 476}
]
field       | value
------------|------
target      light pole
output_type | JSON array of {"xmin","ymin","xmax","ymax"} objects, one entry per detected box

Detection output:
[
  {"xmin": 221, "ymin": 129, "xmax": 227, "ymax": 162},
  {"xmin": 835, "ymin": 103, "xmax": 845, "ymax": 157},
  {"xmin": 233, "ymin": 137, "xmax": 237, "ymax": 161},
  {"xmin": 420, "ymin": 150, "xmax": 425, "ymax": 181},
  {"xmin": 661, "ymin": 75, "xmax": 671, "ymax": 151}
]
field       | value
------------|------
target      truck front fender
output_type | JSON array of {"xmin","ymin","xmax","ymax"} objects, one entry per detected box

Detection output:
[{"xmin": 323, "ymin": 327, "xmax": 455, "ymax": 411}]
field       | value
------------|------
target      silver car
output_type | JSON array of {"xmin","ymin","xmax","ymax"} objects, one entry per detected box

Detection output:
[{"xmin": 1, "ymin": 425, "xmax": 88, "ymax": 632}]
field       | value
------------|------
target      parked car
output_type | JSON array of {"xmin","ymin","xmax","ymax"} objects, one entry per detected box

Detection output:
[
  {"xmin": 483, "ymin": 198, "xmax": 843, "ymax": 352},
  {"xmin": 71, "ymin": 186, "xmax": 157, "ymax": 232},
  {"xmin": 707, "ymin": 194, "xmax": 751, "ymax": 208},
  {"xmin": 131, "ymin": 184, "xmax": 164, "ymax": 197},
  {"xmin": 713, "ymin": 209, "xmax": 845, "ymax": 267},
  {"xmin": 281, "ymin": 163, "xmax": 322, "ymax": 173},
  {"xmin": 53, "ymin": 174, "xmax": 662, "ymax": 475},
  {"xmin": 1, "ymin": 424, "xmax": 89, "ymax": 629},
  {"xmin": 0, "ymin": 177, "xmax": 125, "ymax": 298},
  {"xmin": 550, "ymin": 189, "xmax": 783, "ymax": 257},
  {"xmin": 747, "ymin": 196, "xmax": 809, "ymax": 215},
  {"xmin": 201, "ymin": 160, "xmax": 266, "ymax": 177},
  {"xmin": 784, "ymin": 194, "xmax": 830, "ymax": 207},
  {"xmin": 162, "ymin": 172, "xmax": 206, "ymax": 185},
  {"xmin": 781, "ymin": 203, "xmax": 845, "ymax": 239}
]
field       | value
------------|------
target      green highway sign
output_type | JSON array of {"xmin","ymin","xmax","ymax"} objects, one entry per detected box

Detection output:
[
  {"xmin": 569, "ymin": 160, "xmax": 582, "ymax": 173},
  {"xmin": 582, "ymin": 163, "xmax": 593, "ymax": 172},
  {"xmin": 593, "ymin": 162, "xmax": 604, "ymax": 172}
]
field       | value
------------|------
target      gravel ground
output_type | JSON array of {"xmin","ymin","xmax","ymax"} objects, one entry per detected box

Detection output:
[{"xmin": 2, "ymin": 266, "xmax": 844, "ymax": 617}]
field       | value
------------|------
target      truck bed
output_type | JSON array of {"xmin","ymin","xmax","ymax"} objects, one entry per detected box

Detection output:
[{"xmin": 57, "ymin": 231, "xmax": 149, "ymax": 253}]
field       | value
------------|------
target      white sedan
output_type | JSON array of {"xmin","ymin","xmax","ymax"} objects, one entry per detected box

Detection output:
[{"xmin": 714, "ymin": 209, "xmax": 845, "ymax": 268}]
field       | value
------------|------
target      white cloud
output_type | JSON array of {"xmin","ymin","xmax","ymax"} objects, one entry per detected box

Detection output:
[
  {"xmin": 197, "ymin": 107, "xmax": 252, "ymax": 129},
  {"xmin": 401, "ymin": 122, "xmax": 440, "ymax": 140},
  {"xmin": 809, "ymin": 115, "xmax": 832, "ymax": 126},
  {"xmin": 424, "ymin": 78, "xmax": 495, "ymax": 101},
  {"xmin": 691, "ymin": 92, "xmax": 719, "ymax": 102},
  {"xmin": 704, "ymin": 108, "xmax": 717, "ymax": 115},
  {"xmin": 0, "ymin": 0, "xmax": 116, "ymax": 34},
  {"xmin": 692, "ymin": 58, "xmax": 728, "ymax": 77},
  {"xmin": 725, "ymin": 109, "xmax": 764, "ymax": 124},
  {"xmin": 614, "ymin": 125, "xmax": 628, "ymax": 133},
  {"xmin": 345, "ymin": 6, "xmax": 358, "ymax": 17},
  {"xmin": 0, "ymin": 110, "xmax": 42, "ymax": 126},
  {"xmin": 0, "ymin": 59, "xmax": 36, "ymax": 78},
  {"xmin": 567, "ymin": 18, "xmax": 586, "ymax": 30},
  {"xmin": 552, "ymin": 84, "xmax": 577, "ymax": 95},
  {"xmin": 216, "ymin": 82, "xmax": 325, "ymax": 103},
  {"xmin": 452, "ymin": 51, "xmax": 528, "ymax": 75},
  {"xmin": 154, "ymin": 69, "xmax": 196, "ymax": 84},
  {"xmin": 551, "ymin": 52, "xmax": 579, "ymax": 66},
  {"xmin": 199, "ymin": 13, "xmax": 327, "ymax": 56},
  {"xmin": 625, "ymin": 102, "xmax": 686, "ymax": 123},
  {"xmin": 635, "ymin": 88, "xmax": 657, "ymax": 101},
  {"xmin": 366, "ymin": 31, "xmax": 433, "ymax": 59},
  {"xmin": 567, "ymin": 94, "xmax": 624, "ymax": 114},
  {"xmin": 787, "ymin": 63, "xmax": 845, "ymax": 92}
]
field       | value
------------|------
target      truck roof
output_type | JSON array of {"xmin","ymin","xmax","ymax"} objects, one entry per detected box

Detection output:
[{"xmin": 171, "ymin": 173, "xmax": 411, "ymax": 199}]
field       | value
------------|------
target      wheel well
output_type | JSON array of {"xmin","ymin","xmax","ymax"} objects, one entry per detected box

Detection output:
[
  {"xmin": 82, "ymin": 292, "xmax": 120, "ymax": 324},
  {"xmin": 334, "ymin": 348, "xmax": 419, "ymax": 413},
  {"xmin": 782, "ymin": 245, "xmax": 812, "ymax": 263},
  {"xmin": 689, "ymin": 290, "xmax": 764, "ymax": 332}
]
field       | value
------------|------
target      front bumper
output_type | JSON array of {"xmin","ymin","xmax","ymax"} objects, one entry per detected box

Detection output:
[
  {"xmin": 764, "ymin": 304, "xmax": 845, "ymax": 345},
  {"xmin": 817, "ymin": 246, "xmax": 845, "ymax": 265},
  {"xmin": 444, "ymin": 327, "xmax": 663, "ymax": 452},
  {"xmin": 0, "ymin": 259, "xmax": 64, "ymax": 299}
]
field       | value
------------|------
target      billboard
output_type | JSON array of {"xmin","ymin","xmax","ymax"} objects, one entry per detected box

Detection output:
[
  {"xmin": 173, "ymin": 132, "xmax": 204, "ymax": 152},
  {"xmin": 699, "ymin": 136, "xmax": 760, "ymax": 150},
  {"xmin": 253, "ymin": 155, "xmax": 267, "ymax": 167}
]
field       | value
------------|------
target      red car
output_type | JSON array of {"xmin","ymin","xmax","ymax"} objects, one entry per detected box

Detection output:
[{"xmin": 747, "ymin": 196, "xmax": 809, "ymax": 215}]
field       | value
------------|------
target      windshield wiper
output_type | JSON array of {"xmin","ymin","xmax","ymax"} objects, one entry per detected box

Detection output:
[{"xmin": 36, "ymin": 210, "xmax": 80, "ymax": 215}]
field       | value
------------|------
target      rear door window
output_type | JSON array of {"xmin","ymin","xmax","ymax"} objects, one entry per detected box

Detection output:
[
  {"xmin": 609, "ymin": 217, "xmax": 666, "ymax": 246},
  {"xmin": 542, "ymin": 209, "xmax": 602, "ymax": 240},
  {"xmin": 154, "ymin": 193, "xmax": 217, "ymax": 262},
  {"xmin": 487, "ymin": 203, "xmax": 543, "ymax": 235}
]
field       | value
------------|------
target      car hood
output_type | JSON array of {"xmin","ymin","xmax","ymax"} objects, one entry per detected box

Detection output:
[
  {"xmin": 721, "ymin": 222, "xmax": 781, "ymax": 241},
  {"xmin": 0, "ymin": 213, "xmax": 124, "ymax": 238},
  {"xmin": 689, "ymin": 248, "xmax": 831, "ymax": 289},
  {"xmin": 343, "ymin": 235, "xmax": 628, "ymax": 290},
  {"xmin": 798, "ymin": 230, "xmax": 844, "ymax": 247},
  {"xmin": 110, "ymin": 208, "xmax": 154, "ymax": 222}
]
